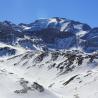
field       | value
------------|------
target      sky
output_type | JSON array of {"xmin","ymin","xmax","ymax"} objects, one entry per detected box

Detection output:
[{"xmin": 0, "ymin": 0, "xmax": 98, "ymax": 27}]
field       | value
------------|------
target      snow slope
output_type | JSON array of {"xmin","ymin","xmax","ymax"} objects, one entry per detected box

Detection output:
[{"xmin": 0, "ymin": 47, "xmax": 98, "ymax": 98}]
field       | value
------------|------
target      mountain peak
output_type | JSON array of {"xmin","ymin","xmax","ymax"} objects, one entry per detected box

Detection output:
[{"xmin": 0, "ymin": 17, "xmax": 98, "ymax": 53}]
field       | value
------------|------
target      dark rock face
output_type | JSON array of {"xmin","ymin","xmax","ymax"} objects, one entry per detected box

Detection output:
[
  {"xmin": 82, "ymin": 28, "xmax": 98, "ymax": 40},
  {"xmin": 0, "ymin": 21, "xmax": 24, "ymax": 44},
  {"xmin": 34, "ymin": 52, "xmax": 48, "ymax": 63},
  {"xmin": 32, "ymin": 82, "xmax": 44, "ymax": 92},
  {"xmin": 0, "ymin": 47, "xmax": 16, "ymax": 56},
  {"xmin": 28, "ymin": 28, "xmax": 76, "ymax": 45},
  {"xmin": 82, "ymin": 28, "xmax": 98, "ymax": 52}
]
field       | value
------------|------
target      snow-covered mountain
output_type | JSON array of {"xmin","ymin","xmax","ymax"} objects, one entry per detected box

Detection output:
[
  {"xmin": 0, "ymin": 17, "xmax": 98, "ymax": 98},
  {"xmin": 0, "ymin": 17, "xmax": 98, "ymax": 53}
]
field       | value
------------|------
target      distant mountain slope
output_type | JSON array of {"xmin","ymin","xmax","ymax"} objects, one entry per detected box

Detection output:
[{"xmin": 0, "ymin": 17, "xmax": 98, "ymax": 53}]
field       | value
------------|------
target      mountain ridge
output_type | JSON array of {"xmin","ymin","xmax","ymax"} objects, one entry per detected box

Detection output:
[{"xmin": 0, "ymin": 17, "xmax": 98, "ymax": 54}]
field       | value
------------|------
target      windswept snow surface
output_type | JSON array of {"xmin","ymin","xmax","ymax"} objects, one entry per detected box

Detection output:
[{"xmin": 0, "ymin": 48, "xmax": 98, "ymax": 98}]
